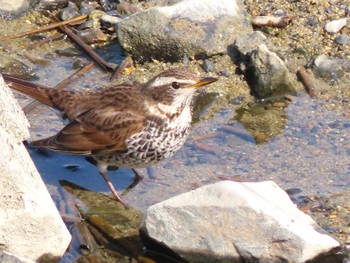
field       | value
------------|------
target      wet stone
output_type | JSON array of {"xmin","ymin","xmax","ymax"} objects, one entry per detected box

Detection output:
[
  {"xmin": 58, "ymin": 1, "xmax": 80, "ymax": 21},
  {"xmin": 37, "ymin": 0, "xmax": 68, "ymax": 10},
  {"xmin": 335, "ymin": 34, "xmax": 349, "ymax": 45},
  {"xmin": 307, "ymin": 17, "xmax": 318, "ymax": 26},
  {"xmin": 202, "ymin": 59, "xmax": 215, "ymax": 73},
  {"xmin": 79, "ymin": 2, "xmax": 95, "ymax": 15},
  {"xmin": 0, "ymin": 56, "xmax": 36, "ymax": 80}
]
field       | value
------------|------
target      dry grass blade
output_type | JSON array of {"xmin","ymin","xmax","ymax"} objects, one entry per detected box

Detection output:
[
  {"xmin": 0, "ymin": 15, "xmax": 88, "ymax": 41},
  {"xmin": 26, "ymin": 34, "xmax": 65, "ymax": 51}
]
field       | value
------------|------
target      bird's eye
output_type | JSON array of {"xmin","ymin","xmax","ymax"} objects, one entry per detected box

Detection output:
[{"xmin": 171, "ymin": 82, "xmax": 181, "ymax": 89}]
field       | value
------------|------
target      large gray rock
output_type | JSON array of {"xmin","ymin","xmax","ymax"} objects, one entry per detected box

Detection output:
[
  {"xmin": 117, "ymin": 0, "xmax": 251, "ymax": 61},
  {"xmin": 0, "ymin": 0, "xmax": 35, "ymax": 19},
  {"xmin": 0, "ymin": 76, "xmax": 71, "ymax": 261},
  {"xmin": 141, "ymin": 180, "xmax": 340, "ymax": 263}
]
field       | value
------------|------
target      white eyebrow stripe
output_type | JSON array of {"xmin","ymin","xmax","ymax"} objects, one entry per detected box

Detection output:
[{"xmin": 149, "ymin": 77, "xmax": 197, "ymax": 87}]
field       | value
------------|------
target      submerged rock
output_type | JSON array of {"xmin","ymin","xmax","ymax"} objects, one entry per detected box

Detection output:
[
  {"xmin": 141, "ymin": 180, "xmax": 340, "ymax": 263},
  {"xmin": 117, "ymin": 0, "xmax": 251, "ymax": 61},
  {"xmin": 0, "ymin": 55, "xmax": 36, "ymax": 80}
]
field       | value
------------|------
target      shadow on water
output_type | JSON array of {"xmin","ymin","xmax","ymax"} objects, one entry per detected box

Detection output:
[{"xmin": 27, "ymin": 146, "xmax": 135, "ymax": 193}]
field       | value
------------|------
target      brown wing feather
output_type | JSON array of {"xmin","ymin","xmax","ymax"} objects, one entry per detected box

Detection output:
[{"xmin": 31, "ymin": 107, "xmax": 146, "ymax": 155}]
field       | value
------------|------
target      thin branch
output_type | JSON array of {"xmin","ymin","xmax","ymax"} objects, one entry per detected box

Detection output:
[
  {"xmin": 110, "ymin": 55, "xmax": 133, "ymax": 81},
  {"xmin": 296, "ymin": 66, "xmax": 317, "ymax": 98},
  {"xmin": 251, "ymin": 15, "xmax": 296, "ymax": 28},
  {"xmin": 0, "ymin": 15, "xmax": 88, "ymax": 41},
  {"xmin": 54, "ymin": 61, "xmax": 94, "ymax": 90},
  {"xmin": 52, "ymin": 16, "xmax": 114, "ymax": 72}
]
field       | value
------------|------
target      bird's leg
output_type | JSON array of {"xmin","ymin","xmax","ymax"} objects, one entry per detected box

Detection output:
[
  {"xmin": 99, "ymin": 171, "xmax": 128, "ymax": 208},
  {"xmin": 121, "ymin": 168, "xmax": 143, "ymax": 197},
  {"xmin": 132, "ymin": 168, "xmax": 144, "ymax": 181}
]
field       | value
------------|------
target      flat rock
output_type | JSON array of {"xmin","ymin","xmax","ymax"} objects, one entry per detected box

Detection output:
[
  {"xmin": 0, "ymin": 76, "xmax": 71, "ymax": 261},
  {"xmin": 117, "ymin": 0, "xmax": 251, "ymax": 61},
  {"xmin": 141, "ymin": 180, "xmax": 340, "ymax": 263}
]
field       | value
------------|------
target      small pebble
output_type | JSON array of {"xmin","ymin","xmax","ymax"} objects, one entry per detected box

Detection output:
[
  {"xmin": 274, "ymin": 9, "xmax": 286, "ymax": 16},
  {"xmin": 101, "ymin": 14, "xmax": 122, "ymax": 25},
  {"xmin": 202, "ymin": 60, "xmax": 215, "ymax": 72},
  {"xmin": 335, "ymin": 34, "xmax": 349, "ymax": 45},
  {"xmin": 80, "ymin": 2, "xmax": 95, "ymax": 15},
  {"xmin": 229, "ymin": 95, "xmax": 245, "ymax": 105},
  {"xmin": 325, "ymin": 18, "xmax": 347, "ymax": 34},
  {"xmin": 218, "ymin": 70, "xmax": 230, "ymax": 77},
  {"xmin": 325, "ymin": 6, "xmax": 333, "ymax": 13},
  {"xmin": 306, "ymin": 17, "xmax": 317, "ymax": 26}
]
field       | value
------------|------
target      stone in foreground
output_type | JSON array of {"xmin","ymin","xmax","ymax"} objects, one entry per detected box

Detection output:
[
  {"xmin": 0, "ymin": 76, "xmax": 71, "ymax": 261},
  {"xmin": 141, "ymin": 181, "xmax": 340, "ymax": 263}
]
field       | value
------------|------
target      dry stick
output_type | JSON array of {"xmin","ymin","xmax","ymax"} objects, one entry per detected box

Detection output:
[
  {"xmin": 251, "ymin": 15, "xmax": 296, "ymax": 28},
  {"xmin": 52, "ymin": 16, "xmax": 114, "ymax": 72},
  {"xmin": 110, "ymin": 55, "xmax": 133, "ymax": 81},
  {"xmin": 54, "ymin": 61, "xmax": 94, "ymax": 90},
  {"xmin": 296, "ymin": 67, "xmax": 317, "ymax": 98},
  {"xmin": 26, "ymin": 33, "xmax": 65, "ymax": 51},
  {"xmin": 0, "ymin": 15, "xmax": 88, "ymax": 41},
  {"xmin": 22, "ymin": 62, "xmax": 94, "ymax": 113}
]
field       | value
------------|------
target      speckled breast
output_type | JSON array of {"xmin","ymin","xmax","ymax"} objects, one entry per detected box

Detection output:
[{"xmin": 95, "ymin": 118, "xmax": 191, "ymax": 168}]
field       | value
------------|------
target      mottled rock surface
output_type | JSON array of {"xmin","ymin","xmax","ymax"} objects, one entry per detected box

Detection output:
[
  {"xmin": 141, "ymin": 181, "xmax": 340, "ymax": 263},
  {"xmin": 0, "ymin": 76, "xmax": 71, "ymax": 261},
  {"xmin": 117, "ymin": 0, "xmax": 251, "ymax": 61},
  {"xmin": 0, "ymin": 0, "xmax": 34, "ymax": 19}
]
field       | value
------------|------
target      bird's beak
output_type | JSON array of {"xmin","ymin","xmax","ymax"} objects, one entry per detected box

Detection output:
[{"xmin": 191, "ymin": 77, "xmax": 218, "ymax": 88}]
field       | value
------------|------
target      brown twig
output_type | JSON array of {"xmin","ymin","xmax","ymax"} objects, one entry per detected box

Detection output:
[
  {"xmin": 26, "ymin": 34, "xmax": 65, "ymax": 51},
  {"xmin": 219, "ymin": 125, "xmax": 255, "ymax": 143},
  {"xmin": 110, "ymin": 55, "xmax": 133, "ymax": 81},
  {"xmin": 52, "ymin": 16, "xmax": 114, "ymax": 72},
  {"xmin": 54, "ymin": 61, "xmax": 94, "ymax": 90},
  {"xmin": 0, "ymin": 15, "xmax": 88, "ymax": 41},
  {"xmin": 296, "ymin": 66, "xmax": 317, "ymax": 98},
  {"xmin": 192, "ymin": 132, "xmax": 219, "ymax": 141},
  {"xmin": 251, "ymin": 15, "xmax": 296, "ymax": 28},
  {"xmin": 193, "ymin": 141, "xmax": 217, "ymax": 154}
]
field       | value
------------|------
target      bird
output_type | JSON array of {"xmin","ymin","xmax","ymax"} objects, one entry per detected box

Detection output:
[{"xmin": 2, "ymin": 68, "xmax": 217, "ymax": 206}]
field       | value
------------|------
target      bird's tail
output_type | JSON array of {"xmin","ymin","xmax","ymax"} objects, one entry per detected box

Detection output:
[{"xmin": 2, "ymin": 73, "xmax": 54, "ymax": 107}]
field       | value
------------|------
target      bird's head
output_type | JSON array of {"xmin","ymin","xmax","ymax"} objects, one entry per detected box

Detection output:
[{"xmin": 142, "ymin": 68, "xmax": 217, "ymax": 114}]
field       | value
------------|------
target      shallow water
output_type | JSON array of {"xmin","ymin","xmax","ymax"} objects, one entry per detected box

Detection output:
[
  {"xmin": 1, "ymin": 10, "xmax": 349, "ymax": 261},
  {"xmin": 28, "ymin": 90, "xmax": 350, "ymax": 211}
]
